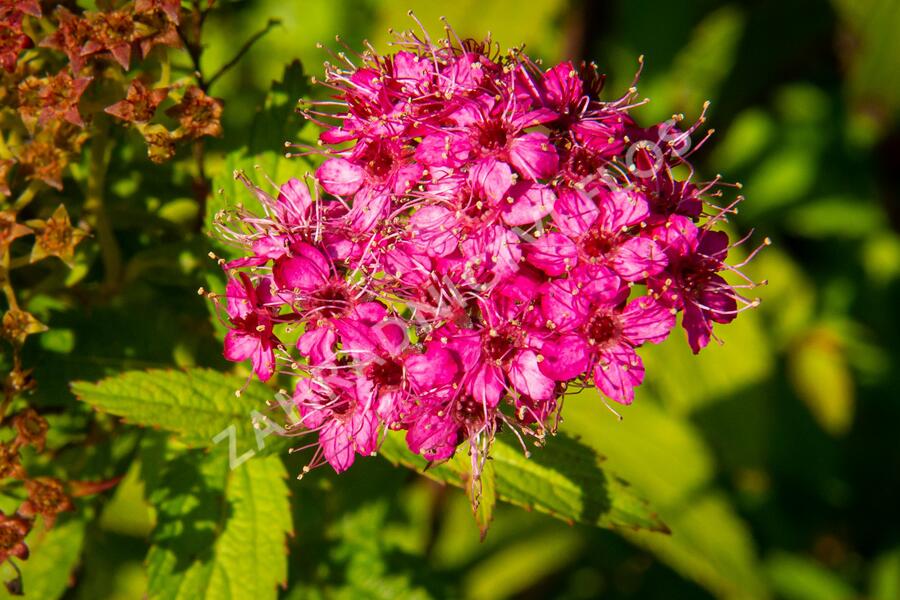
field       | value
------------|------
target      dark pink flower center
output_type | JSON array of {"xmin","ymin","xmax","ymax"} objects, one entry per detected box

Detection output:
[
  {"xmin": 367, "ymin": 152, "xmax": 393, "ymax": 179},
  {"xmin": 482, "ymin": 328, "xmax": 517, "ymax": 364},
  {"xmin": 310, "ymin": 284, "xmax": 351, "ymax": 318},
  {"xmin": 457, "ymin": 394, "xmax": 488, "ymax": 422},
  {"xmin": 568, "ymin": 146, "xmax": 601, "ymax": 178},
  {"xmin": 327, "ymin": 390, "xmax": 356, "ymax": 418},
  {"xmin": 357, "ymin": 143, "xmax": 394, "ymax": 179},
  {"xmin": 672, "ymin": 254, "xmax": 720, "ymax": 299},
  {"xmin": 581, "ymin": 226, "xmax": 616, "ymax": 258},
  {"xmin": 478, "ymin": 121, "xmax": 508, "ymax": 152},
  {"xmin": 367, "ymin": 356, "xmax": 404, "ymax": 388},
  {"xmin": 463, "ymin": 194, "xmax": 492, "ymax": 220},
  {"xmin": 584, "ymin": 309, "xmax": 621, "ymax": 347}
]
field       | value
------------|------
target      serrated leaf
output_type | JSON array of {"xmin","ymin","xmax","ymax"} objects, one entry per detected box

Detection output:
[
  {"xmin": 0, "ymin": 517, "xmax": 86, "ymax": 600},
  {"xmin": 206, "ymin": 58, "xmax": 315, "ymax": 259},
  {"xmin": 378, "ymin": 431, "xmax": 667, "ymax": 534},
  {"xmin": 323, "ymin": 499, "xmax": 434, "ymax": 600},
  {"xmin": 71, "ymin": 368, "xmax": 288, "ymax": 455},
  {"xmin": 248, "ymin": 60, "xmax": 309, "ymax": 155},
  {"xmin": 145, "ymin": 445, "xmax": 292, "ymax": 600}
]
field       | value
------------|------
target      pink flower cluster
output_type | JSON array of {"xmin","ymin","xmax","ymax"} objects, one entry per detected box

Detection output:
[{"xmin": 212, "ymin": 25, "xmax": 764, "ymax": 475}]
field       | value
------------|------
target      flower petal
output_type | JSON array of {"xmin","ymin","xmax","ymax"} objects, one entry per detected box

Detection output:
[
  {"xmin": 509, "ymin": 350, "xmax": 556, "ymax": 400},
  {"xmin": 594, "ymin": 344, "xmax": 644, "ymax": 405},
  {"xmin": 509, "ymin": 132, "xmax": 558, "ymax": 180},
  {"xmin": 501, "ymin": 183, "xmax": 556, "ymax": 227},
  {"xmin": 317, "ymin": 157, "xmax": 366, "ymax": 196}
]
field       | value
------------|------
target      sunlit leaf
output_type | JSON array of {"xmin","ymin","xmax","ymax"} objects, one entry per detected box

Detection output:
[
  {"xmin": 642, "ymin": 307, "xmax": 773, "ymax": 415},
  {"xmin": 145, "ymin": 445, "xmax": 291, "ymax": 600},
  {"xmin": 379, "ymin": 430, "xmax": 668, "ymax": 534},
  {"xmin": 71, "ymin": 368, "xmax": 287, "ymax": 454}
]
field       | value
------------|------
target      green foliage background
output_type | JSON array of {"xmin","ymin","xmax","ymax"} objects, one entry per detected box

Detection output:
[{"xmin": 5, "ymin": 0, "xmax": 900, "ymax": 598}]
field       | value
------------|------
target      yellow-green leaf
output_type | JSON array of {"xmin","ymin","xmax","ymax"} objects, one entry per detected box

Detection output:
[{"xmin": 379, "ymin": 431, "xmax": 667, "ymax": 534}]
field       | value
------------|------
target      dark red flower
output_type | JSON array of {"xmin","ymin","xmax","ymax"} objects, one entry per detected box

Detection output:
[
  {"xmin": 105, "ymin": 79, "xmax": 169, "ymax": 123},
  {"xmin": 0, "ymin": 511, "xmax": 31, "ymax": 564}
]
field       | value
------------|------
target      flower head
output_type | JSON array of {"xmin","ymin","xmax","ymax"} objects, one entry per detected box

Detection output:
[{"xmin": 210, "ymin": 17, "xmax": 765, "ymax": 488}]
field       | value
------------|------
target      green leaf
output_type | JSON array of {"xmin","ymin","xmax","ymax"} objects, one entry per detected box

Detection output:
[
  {"xmin": 98, "ymin": 456, "xmax": 155, "ymax": 538},
  {"xmin": 463, "ymin": 527, "xmax": 583, "ymax": 600},
  {"xmin": 785, "ymin": 195, "xmax": 883, "ymax": 239},
  {"xmin": 766, "ymin": 552, "xmax": 856, "ymax": 600},
  {"xmin": 378, "ymin": 430, "xmax": 667, "ymax": 534},
  {"xmin": 788, "ymin": 327, "xmax": 855, "ymax": 436},
  {"xmin": 833, "ymin": 0, "xmax": 900, "ymax": 136},
  {"xmin": 0, "ymin": 517, "xmax": 86, "ymax": 600},
  {"xmin": 870, "ymin": 548, "xmax": 900, "ymax": 600},
  {"xmin": 322, "ymin": 499, "xmax": 435, "ymax": 600},
  {"xmin": 71, "ymin": 368, "xmax": 288, "ymax": 454},
  {"xmin": 642, "ymin": 305, "xmax": 773, "ymax": 415},
  {"xmin": 468, "ymin": 458, "xmax": 496, "ymax": 541},
  {"xmin": 248, "ymin": 60, "xmax": 309, "ymax": 156},
  {"xmin": 561, "ymin": 394, "xmax": 769, "ymax": 600},
  {"xmin": 626, "ymin": 493, "xmax": 767, "ymax": 600},
  {"xmin": 711, "ymin": 108, "xmax": 775, "ymax": 171},
  {"xmin": 658, "ymin": 5, "xmax": 745, "ymax": 115},
  {"xmin": 145, "ymin": 445, "xmax": 292, "ymax": 600}
]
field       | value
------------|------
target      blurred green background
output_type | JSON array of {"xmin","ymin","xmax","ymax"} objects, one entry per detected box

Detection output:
[{"xmin": 46, "ymin": 0, "xmax": 900, "ymax": 598}]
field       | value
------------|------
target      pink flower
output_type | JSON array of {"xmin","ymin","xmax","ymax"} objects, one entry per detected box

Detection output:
[
  {"xmin": 210, "ymin": 19, "xmax": 764, "ymax": 479},
  {"xmin": 650, "ymin": 217, "xmax": 743, "ymax": 353},
  {"xmin": 222, "ymin": 274, "xmax": 277, "ymax": 381},
  {"xmin": 554, "ymin": 186, "xmax": 667, "ymax": 281},
  {"xmin": 293, "ymin": 375, "xmax": 378, "ymax": 473},
  {"xmin": 541, "ymin": 294, "xmax": 675, "ymax": 404}
]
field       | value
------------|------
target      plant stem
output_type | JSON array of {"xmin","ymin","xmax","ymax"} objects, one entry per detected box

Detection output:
[
  {"xmin": 160, "ymin": 49, "xmax": 172, "ymax": 87},
  {"xmin": 1, "ymin": 251, "xmax": 18, "ymax": 311},
  {"xmin": 13, "ymin": 181, "xmax": 41, "ymax": 211},
  {"xmin": 83, "ymin": 116, "xmax": 122, "ymax": 291},
  {"xmin": 0, "ymin": 131, "xmax": 12, "ymax": 160},
  {"xmin": 206, "ymin": 19, "xmax": 282, "ymax": 90},
  {"xmin": 192, "ymin": 138, "xmax": 209, "ymax": 206}
]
